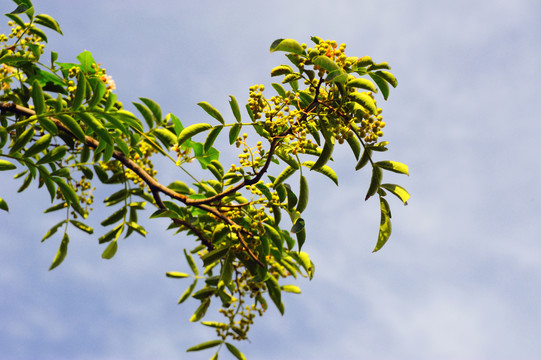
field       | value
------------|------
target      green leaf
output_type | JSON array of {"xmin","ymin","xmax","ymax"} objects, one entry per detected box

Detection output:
[
  {"xmin": 5, "ymin": 14, "xmax": 25, "ymax": 26},
  {"xmin": 98, "ymin": 223, "xmax": 123, "ymax": 244},
  {"xmin": 229, "ymin": 95, "xmax": 241, "ymax": 122},
  {"xmin": 255, "ymin": 182, "xmax": 273, "ymax": 201},
  {"xmin": 101, "ymin": 206, "xmax": 127, "ymax": 226},
  {"xmin": 353, "ymin": 56, "xmax": 374, "ymax": 68},
  {"xmin": 282, "ymin": 73, "xmax": 302, "ymax": 84},
  {"xmin": 71, "ymin": 72, "xmax": 86, "ymax": 110},
  {"xmin": 56, "ymin": 114, "xmax": 86, "ymax": 142},
  {"xmin": 165, "ymin": 272, "xmax": 190, "ymax": 278},
  {"xmin": 297, "ymin": 175, "xmax": 309, "ymax": 213},
  {"xmin": 264, "ymin": 223, "xmax": 283, "ymax": 253},
  {"xmin": 275, "ymin": 151, "xmax": 299, "ymax": 169},
  {"xmin": 140, "ymin": 97, "xmax": 162, "ymax": 125},
  {"xmin": 101, "ymin": 240, "xmax": 118, "ymax": 259},
  {"xmin": 153, "ymin": 128, "xmax": 177, "ymax": 148},
  {"xmin": 37, "ymin": 116, "xmax": 58, "ymax": 135},
  {"xmin": 78, "ymin": 112, "xmax": 113, "ymax": 145},
  {"xmin": 9, "ymin": 3, "xmax": 33, "ymax": 16},
  {"xmin": 225, "ymin": 343, "xmax": 247, "ymax": 360},
  {"xmin": 76, "ymin": 50, "xmax": 97, "ymax": 72},
  {"xmin": 17, "ymin": 173, "xmax": 32, "ymax": 193},
  {"xmin": 0, "ymin": 126, "xmax": 8, "ymax": 148},
  {"xmin": 70, "ymin": 220, "xmax": 94, "ymax": 234},
  {"xmin": 272, "ymin": 166, "xmax": 297, "ymax": 187},
  {"xmin": 270, "ymin": 65, "xmax": 294, "ymax": 77},
  {"xmin": 168, "ymin": 113, "xmax": 184, "ymax": 135},
  {"xmin": 28, "ymin": 26, "xmax": 47, "ymax": 43},
  {"xmin": 0, "ymin": 197, "xmax": 9, "ymax": 212},
  {"xmin": 201, "ymin": 246, "xmax": 230, "ymax": 267},
  {"xmin": 302, "ymin": 161, "xmax": 338, "ymax": 185},
  {"xmin": 349, "ymin": 92, "xmax": 377, "ymax": 114},
  {"xmin": 369, "ymin": 72, "xmax": 390, "ymax": 100},
  {"xmin": 283, "ymin": 184, "xmax": 297, "ymax": 212},
  {"xmin": 345, "ymin": 133, "xmax": 361, "ymax": 160},
  {"xmin": 197, "ymin": 101, "xmax": 224, "ymax": 124},
  {"xmin": 48, "ymin": 233, "xmax": 69, "ymax": 270},
  {"xmin": 31, "ymin": 80, "xmax": 45, "ymax": 115},
  {"xmin": 167, "ymin": 180, "xmax": 193, "ymax": 195},
  {"xmin": 25, "ymin": 133, "xmax": 52, "ymax": 157},
  {"xmin": 347, "ymin": 77, "xmax": 377, "ymax": 93},
  {"xmin": 0, "ymin": 159, "xmax": 17, "ymax": 171},
  {"xmin": 368, "ymin": 62, "xmax": 391, "ymax": 71},
  {"xmin": 192, "ymin": 287, "xmax": 216, "ymax": 300},
  {"xmin": 184, "ymin": 249, "xmax": 199, "ymax": 276},
  {"xmin": 310, "ymin": 139, "xmax": 334, "ymax": 171},
  {"xmin": 290, "ymin": 218, "xmax": 305, "ymax": 234},
  {"xmin": 381, "ymin": 183, "xmax": 410, "ymax": 205},
  {"xmin": 177, "ymin": 123, "xmax": 212, "ymax": 146},
  {"xmin": 355, "ymin": 149, "xmax": 372, "ymax": 170},
  {"xmin": 375, "ymin": 160, "xmax": 409, "ymax": 175},
  {"xmin": 373, "ymin": 196, "xmax": 392, "ymax": 252},
  {"xmin": 126, "ymin": 221, "xmax": 146, "ymax": 237},
  {"xmin": 178, "ymin": 279, "xmax": 198, "ymax": 304},
  {"xmin": 367, "ymin": 141, "xmax": 389, "ymax": 152},
  {"xmin": 87, "ymin": 79, "xmax": 106, "ymax": 109},
  {"xmin": 114, "ymin": 110, "xmax": 144, "ymax": 132},
  {"xmin": 186, "ymin": 339, "xmax": 222, "ymax": 352},
  {"xmin": 313, "ymin": 55, "xmax": 340, "ymax": 73},
  {"xmin": 41, "ymin": 220, "xmax": 66, "ymax": 242},
  {"xmin": 265, "ymin": 274, "xmax": 284, "ymax": 315},
  {"xmin": 269, "ymin": 38, "xmax": 304, "ymax": 55},
  {"xmin": 104, "ymin": 189, "xmax": 129, "ymax": 206},
  {"xmin": 35, "ymin": 14, "xmax": 63, "ymax": 34},
  {"xmin": 375, "ymin": 70, "xmax": 398, "ymax": 88},
  {"xmin": 204, "ymin": 126, "xmax": 223, "ymax": 152},
  {"xmin": 10, "ymin": 126, "xmax": 34, "ymax": 154},
  {"xmin": 190, "ymin": 298, "xmax": 211, "ymax": 322},
  {"xmin": 37, "ymin": 145, "xmax": 67, "ymax": 164},
  {"xmin": 228, "ymin": 123, "xmax": 241, "ymax": 145},
  {"xmin": 365, "ymin": 166, "xmax": 382, "ymax": 201},
  {"xmin": 51, "ymin": 167, "xmax": 70, "ymax": 178},
  {"xmin": 132, "ymin": 102, "xmax": 154, "ymax": 129},
  {"xmin": 271, "ymin": 83, "xmax": 286, "ymax": 98}
]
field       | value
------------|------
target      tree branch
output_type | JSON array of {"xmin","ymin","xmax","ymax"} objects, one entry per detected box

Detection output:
[{"xmin": 1, "ymin": 101, "xmax": 262, "ymax": 265}]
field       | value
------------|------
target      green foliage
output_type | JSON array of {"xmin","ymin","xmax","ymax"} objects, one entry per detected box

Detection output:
[{"xmin": 0, "ymin": 3, "xmax": 409, "ymax": 358}]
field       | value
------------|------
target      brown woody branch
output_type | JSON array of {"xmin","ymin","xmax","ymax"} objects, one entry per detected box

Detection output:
[{"xmin": 1, "ymin": 102, "xmax": 263, "ymax": 265}]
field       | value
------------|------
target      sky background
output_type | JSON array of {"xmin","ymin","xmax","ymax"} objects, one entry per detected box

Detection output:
[{"xmin": 1, "ymin": 0, "xmax": 541, "ymax": 359}]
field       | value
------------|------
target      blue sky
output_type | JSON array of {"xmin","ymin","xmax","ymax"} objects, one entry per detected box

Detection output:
[{"xmin": 1, "ymin": 0, "xmax": 541, "ymax": 359}]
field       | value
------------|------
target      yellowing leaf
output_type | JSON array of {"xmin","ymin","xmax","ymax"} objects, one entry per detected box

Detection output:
[
  {"xmin": 270, "ymin": 38, "xmax": 304, "ymax": 55},
  {"xmin": 375, "ymin": 70, "xmax": 398, "ymax": 88},
  {"xmin": 349, "ymin": 92, "xmax": 377, "ymax": 114},
  {"xmin": 375, "ymin": 160, "xmax": 409, "ymax": 175},
  {"xmin": 0, "ymin": 159, "xmax": 16, "ymax": 171},
  {"xmin": 281, "ymin": 285, "xmax": 301, "ymax": 294},
  {"xmin": 225, "ymin": 342, "xmax": 247, "ymax": 360},
  {"xmin": 270, "ymin": 65, "xmax": 294, "ymax": 77},
  {"xmin": 381, "ymin": 183, "xmax": 410, "ymax": 205}
]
